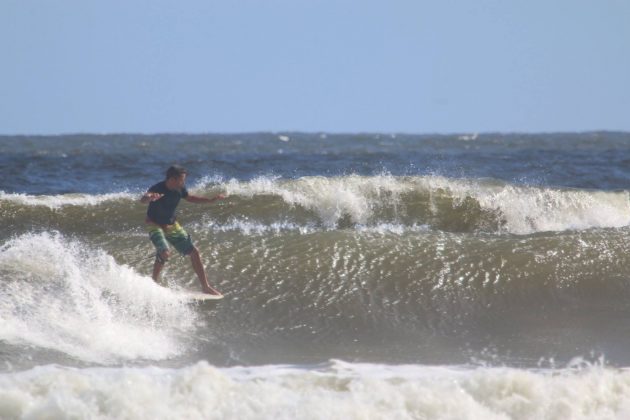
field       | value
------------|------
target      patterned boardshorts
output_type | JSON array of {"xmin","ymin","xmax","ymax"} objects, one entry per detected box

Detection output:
[{"xmin": 147, "ymin": 221, "xmax": 194, "ymax": 262}]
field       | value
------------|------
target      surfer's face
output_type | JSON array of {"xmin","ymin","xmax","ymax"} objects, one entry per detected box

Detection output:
[{"xmin": 166, "ymin": 174, "xmax": 186, "ymax": 190}]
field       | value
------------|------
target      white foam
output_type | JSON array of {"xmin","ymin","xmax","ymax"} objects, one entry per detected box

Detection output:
[
  {"xmin": 201, "ymin": 219, "xmax": 319, "ymax": 235},
  {"xmin": 224, "ymin": 175, "xmax": 409, "ymax": 228},
  {"xmin": 222, "ymin": 175, "xmax": 630, "ymax": 235},
  {"xmin": 458, "ymin": 133, "xmax": 479, "ymax": 141},
  {"xmin": 191, "ymin": 174, "xmax": 225, "ymax": 191},
  {"xmin": 489, "ymin": 187, "xmax": 630, "ymax": 234},
  {"xmin": 0, "ymin": 233, "xmax": 197, "ymax": 364},
  {"xmin": 2, "ymin": 360, "xmax": 630, "ymax": 419},
  {"xmin": 355, "ymin": 223, "xmax": 430, "ymax": 235},
  {"xmin": 198, "ymin": 219, "xmax": 432, "ymax": 236},
  {"xmin": 416, "ymin": 176, "xmax": 630, "ymax": 234},
  {"xmin": 0, "ymin": 191, "xmax": 135, "ymax": 209}
]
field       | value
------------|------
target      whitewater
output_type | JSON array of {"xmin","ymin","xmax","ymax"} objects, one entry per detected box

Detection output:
[{"xmin": 2, "ymin": 132, "xmax": 630, "ymax": 419}]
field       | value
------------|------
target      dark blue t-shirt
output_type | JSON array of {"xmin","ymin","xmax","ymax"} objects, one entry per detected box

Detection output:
[{"xmin": 146, "ymin": 181, "xmax": 189, "ymax": 225}]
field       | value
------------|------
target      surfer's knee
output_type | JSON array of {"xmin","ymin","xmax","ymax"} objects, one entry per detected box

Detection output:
[{"xmin": 188, "ymin": 247, "xmax": 205, "ymax": 262}]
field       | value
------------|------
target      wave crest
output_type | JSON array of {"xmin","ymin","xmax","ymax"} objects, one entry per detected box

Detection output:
[{"xmin": 3, "ymin": 175, "xmax": 629, "ymax": 235}]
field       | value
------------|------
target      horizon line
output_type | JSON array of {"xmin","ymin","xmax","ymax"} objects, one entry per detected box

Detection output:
[{"xmin": 1, "ymin": 129, "xmax": 629, "ymax": 137}]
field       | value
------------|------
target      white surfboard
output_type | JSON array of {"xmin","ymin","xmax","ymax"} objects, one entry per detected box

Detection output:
[
  {"xmin": 178, "ymin": 291, "xmax": 224, "ymax": 301},
  {"xmin": 153, "ymin": 283, "xmax": 224, "ymax": 301}
]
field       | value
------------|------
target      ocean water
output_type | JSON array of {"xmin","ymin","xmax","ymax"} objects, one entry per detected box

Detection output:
[{"xmin": 2, "ymin": 132, "xmax": 630, "ymax": 419}]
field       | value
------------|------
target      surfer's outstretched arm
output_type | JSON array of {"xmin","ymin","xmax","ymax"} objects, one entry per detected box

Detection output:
[{"xmin": 185, "ymin": 194, "xmax": 226, "ymax": 204}]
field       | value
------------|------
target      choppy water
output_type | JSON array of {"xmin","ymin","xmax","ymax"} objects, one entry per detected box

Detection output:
[{"xmin": 2, "ymin": 132, "xmax": 630, "ymax": 419}]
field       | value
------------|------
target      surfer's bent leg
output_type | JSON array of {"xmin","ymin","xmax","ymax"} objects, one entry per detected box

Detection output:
[
  {"xmin": 148, "ymin": 225, "xmax": 170, "ymax": 281},
  {"xmin": 149, "ymin": 226, "xmax": 170, "ymax": 259}
]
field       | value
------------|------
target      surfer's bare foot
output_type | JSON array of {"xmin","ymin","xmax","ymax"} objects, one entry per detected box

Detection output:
[{"xmin": 202, "ymin": 285, "xmax": 223, "ymax": 296}]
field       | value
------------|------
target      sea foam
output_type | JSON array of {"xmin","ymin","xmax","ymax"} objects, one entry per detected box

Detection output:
[
  {"xmin": 0, "ymin": 232, "xmax": 197, "ymax": 364},
  {"xmin": 0, "ymin": 191, "xmax": 135, "ymax": 209},
  {"xmin": 2, "ymin": 360, "xmax": 630, "ymax": 420}
]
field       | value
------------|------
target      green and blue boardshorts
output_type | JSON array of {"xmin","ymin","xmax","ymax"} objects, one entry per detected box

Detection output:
[{"xmin": 147, "ymin": 221, "xmax": 194, "ymax": 263}]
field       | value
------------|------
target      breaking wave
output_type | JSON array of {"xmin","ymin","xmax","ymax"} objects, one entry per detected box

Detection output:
[{"xmin": 2, "ymin": 175, "xmax": 629, "ymax": 235}]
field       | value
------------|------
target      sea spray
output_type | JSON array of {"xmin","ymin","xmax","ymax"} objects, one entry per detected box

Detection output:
[{"xmin": 0, "ymin": 232, "xmax": 197, "ymax": 364}]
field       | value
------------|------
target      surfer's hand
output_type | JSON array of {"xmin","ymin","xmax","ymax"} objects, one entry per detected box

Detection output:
[
  {"xmin": 146, "ymin": 193, "xmax": 164, "ymax": 202},
  {"xmin": 141, "ymin": 192, "xmax": 162, "ymax": 203}
]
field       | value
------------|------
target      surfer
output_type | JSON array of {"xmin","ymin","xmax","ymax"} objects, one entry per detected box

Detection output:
[{"xmin": 140, "ymin": 165, "xmax": 225, "ymax": 296}]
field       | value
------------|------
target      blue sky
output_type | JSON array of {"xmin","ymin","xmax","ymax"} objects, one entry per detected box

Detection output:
[{"xmin": 1, "ymin": 0, "xmax": 629, "ymax": 134}]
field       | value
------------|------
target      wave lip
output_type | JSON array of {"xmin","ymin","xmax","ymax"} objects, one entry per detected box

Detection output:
[
  {"xmin": 461, "ymin": 182, "xmax": 630, "ymax": 234},
  {"xmin": 0, "ymin": 232, "xmax": 197, "ymax": 364},
  {"xmin": 224, "ymin": 174, "xmax": 410, "ymax": 227}
]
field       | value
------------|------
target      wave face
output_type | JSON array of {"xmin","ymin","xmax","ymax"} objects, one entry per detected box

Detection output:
[{"xmin": 3, "ymin": 187, "xmax": 630, "ymax": 367}]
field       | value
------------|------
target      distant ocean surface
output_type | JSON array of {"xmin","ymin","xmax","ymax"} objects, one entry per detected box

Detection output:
[{"xmin": 3, "ymin": 132, "xmax": 630, "ymax": 419}]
